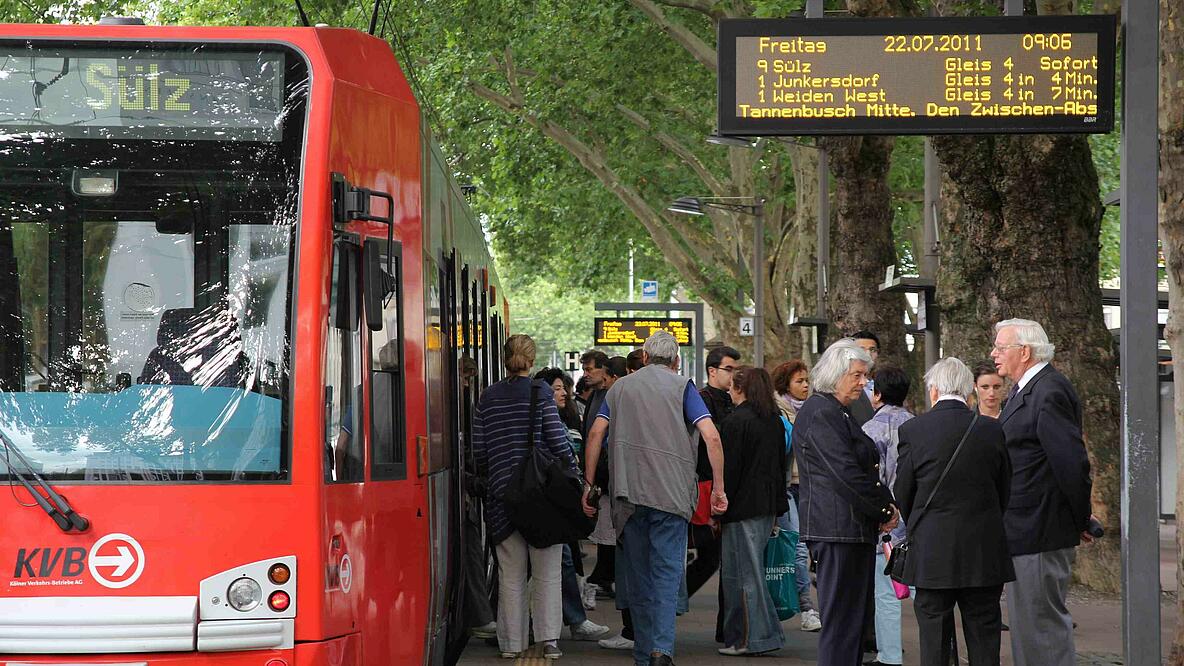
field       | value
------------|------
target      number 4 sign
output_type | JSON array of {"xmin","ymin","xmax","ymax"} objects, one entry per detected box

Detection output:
[{"xmin": 739, "ymin": 317, "xmax": 755, "ymax": 337}]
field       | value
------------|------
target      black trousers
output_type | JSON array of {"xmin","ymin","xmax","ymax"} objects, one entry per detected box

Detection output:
[
  {"xmin": 913, "ymin": 585, "xmax": 1004, "ymax": 666},
  {"xmin": 809, "ymin": 541, "xmax": 876, "ymax": 666},
  {"xmin": 588, "ymin": 544, "xmax": 615, "ymax": 587},
  {"xmin": 463, "ymin": 510, "xmax": 495, "ymax": 627},
  {"xmin": 687, "ymin": 522, "xmax": 721, "ymax": 597}
]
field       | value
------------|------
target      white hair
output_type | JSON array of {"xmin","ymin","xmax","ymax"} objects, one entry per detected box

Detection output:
[
  {"xmin": 995, "ymin": 318, "xmax": 1055, "ymax": 362},
  {"xmin": 925, "ymin": 357, "xmax": 975, "ymax": 399},
  {"xmin": 643, "ymin": 330, "xmax": 679, "ymax": 366},
  {"xmin": 812, "ymin": 339, "xmax": 872, "ymax": 394}
]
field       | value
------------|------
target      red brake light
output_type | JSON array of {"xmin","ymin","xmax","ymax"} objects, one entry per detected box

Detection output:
[{"xmin": 268, "ymin": 590, "xmax": 290, "ymax": 612}]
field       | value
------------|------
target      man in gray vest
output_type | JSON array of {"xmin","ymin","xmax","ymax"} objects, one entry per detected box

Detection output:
[{"xmin": 582, "ymin": 331, "xmax": 728, "ymax": 666}]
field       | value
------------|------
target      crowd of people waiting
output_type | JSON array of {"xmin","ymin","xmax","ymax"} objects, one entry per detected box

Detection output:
[{"xmin": 468, "ymin": 317, "xmax": 1095, "ymax": 666}]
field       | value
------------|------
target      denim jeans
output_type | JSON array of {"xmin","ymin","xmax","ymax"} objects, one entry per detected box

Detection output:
[
  {"xmin": 620, "ymin": 506, "xmax": 688, "ymax": 666},
  {"xmin": 874, "ymin": 551, "xmax": 903, "ymax": 664},
  {"xmin": 776, "ymin": 490, "xmax": 815, "ymax": 613},
  {"xmin": 721, "ymin": 515, "xmax": 785, "ymax": 653},
  {"xmin": 561, "ymin": 544, "xmax": 587, "ymax": 626}
]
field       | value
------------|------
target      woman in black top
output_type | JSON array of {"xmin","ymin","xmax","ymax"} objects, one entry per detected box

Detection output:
[{"xmin": 717, "ymin": 366, "xmax": 789, "ymax": 656}]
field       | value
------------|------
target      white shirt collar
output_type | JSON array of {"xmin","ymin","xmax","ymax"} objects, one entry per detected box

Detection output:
[
  {"xmin": 937, "ymin": 394, "xmax": 967, "ymax": 405},
  {"xmin": 1016, "ymin": 361, "xmax": 1049, "ymax": 391}
]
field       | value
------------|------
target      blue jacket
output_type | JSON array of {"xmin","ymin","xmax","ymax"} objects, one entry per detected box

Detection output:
[{"xmin": 794, "ymin": 392, "xmax": 895, "ymax": 544}]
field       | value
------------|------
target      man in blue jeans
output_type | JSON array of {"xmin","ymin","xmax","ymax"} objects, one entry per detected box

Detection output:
[{"xmin": 583, "ymin": 331, "xmax": 728, "ymax": 666}]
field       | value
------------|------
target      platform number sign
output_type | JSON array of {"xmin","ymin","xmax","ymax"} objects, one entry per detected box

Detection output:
[
  {"xmin": 739, "ymin": 317, "xmax": 755, "ymax": 337},
  {"xmin": 565, "ymin": 351, "xmax": 581, "ymax": 372}
]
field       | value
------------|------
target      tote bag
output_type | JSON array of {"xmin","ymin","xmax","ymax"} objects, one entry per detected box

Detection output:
[
  {"xmin": 764, "ymin": 527, "xmax": 800, "ymax": 621},
  {"xmin": 503, "ymin": 383, "xmax": 595, "ymax": 547}
]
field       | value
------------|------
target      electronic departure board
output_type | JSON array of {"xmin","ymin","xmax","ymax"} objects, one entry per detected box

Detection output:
[
  {"xmin": 718, "ymin": 16, "xmax": 1116, "ymax": 135},
  {"xmin": 595, "ymin": 318, "xmax": 693, "ymax": 346},
  {"xmin": 0, "ymin": 46, "xmax": 289, "ymax": 140}
]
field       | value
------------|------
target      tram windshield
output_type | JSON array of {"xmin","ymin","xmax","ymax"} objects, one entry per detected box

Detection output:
[{"xmin": 0, "ymin": 43, "xmax": 308, "ymax": 482}]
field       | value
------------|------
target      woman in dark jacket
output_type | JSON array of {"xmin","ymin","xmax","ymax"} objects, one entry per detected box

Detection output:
[
  {"xmin": 794, "ymin": 339, "xmax": 898, "ymax": 666},
  {"xmin": 717, "ymin": 366, "xmax": 789, "ymax": 656}
]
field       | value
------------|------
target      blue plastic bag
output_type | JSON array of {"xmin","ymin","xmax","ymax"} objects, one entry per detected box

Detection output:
[{"xmin": 764, "ymin": 527, "xmax": 801, "ymax": 621}]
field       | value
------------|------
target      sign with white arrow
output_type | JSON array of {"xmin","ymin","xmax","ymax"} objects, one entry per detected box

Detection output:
[{"xmin": 88, "ymin": 533, "xmax": 145, "ymax": 589}]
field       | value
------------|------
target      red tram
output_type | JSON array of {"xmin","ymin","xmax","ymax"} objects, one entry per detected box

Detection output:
[{"xmin": 0, "ymin": 20, "xmax": 504, "ymax": 666}]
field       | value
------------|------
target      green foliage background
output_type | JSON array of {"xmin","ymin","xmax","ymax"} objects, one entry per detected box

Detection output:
[{"xmin": 0, "ymin": 0, "xmax": 1124, "ymax": 349}]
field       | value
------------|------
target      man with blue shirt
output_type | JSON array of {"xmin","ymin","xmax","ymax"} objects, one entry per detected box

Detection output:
[{"xmin": 582, "ymin": 331, "xmax": 728, "ymax": 666}]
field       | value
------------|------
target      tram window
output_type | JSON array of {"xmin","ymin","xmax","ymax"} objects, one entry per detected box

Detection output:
[
  {"xmin": 325, "ymin": 240, "xmax": 363, "ymax": 483},
  {"xmin": 368, "ymin": 239, "xmax": 406, "ymax": 481},
  {"xmin": 424, "ymin": 258, "xmax": 451, "ymax": 471}
]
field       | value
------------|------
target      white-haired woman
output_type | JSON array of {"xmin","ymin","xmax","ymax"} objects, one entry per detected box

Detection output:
[
  {"xmin": 893, "ymin": 357, "xmax": 1013, "ymax": 666},
  {"xmin": 792, "ymin": 339, "xmax": 898, "ymax": 666}
]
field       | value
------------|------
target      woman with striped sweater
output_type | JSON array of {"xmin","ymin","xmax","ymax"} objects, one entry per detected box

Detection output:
[{"xmin": 473, "ymin": 334, "xmax": 579, "ymax": 660}]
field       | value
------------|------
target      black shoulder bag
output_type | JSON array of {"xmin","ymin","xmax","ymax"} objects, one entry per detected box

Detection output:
[
  {"xmin": 885, "ymin": 412, "xmax": 979, "ymax": 583},
  {"xmin": 503, "ymin": 382, "xmax": 596, "ymax": 548}
]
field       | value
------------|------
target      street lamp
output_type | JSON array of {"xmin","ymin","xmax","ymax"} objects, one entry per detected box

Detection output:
[
  {"xmin": 708, "ymin": 133, "xmax": 830, "ymax": 341},
  {"xmin": 666, "ymin": 196, "xmax": 766, "ymax": 367},
  {"xmin": 705, "ymin": 133, "xmax": 761, "ymax": 149}
]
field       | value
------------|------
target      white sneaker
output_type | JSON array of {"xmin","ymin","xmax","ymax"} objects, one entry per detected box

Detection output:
[
  {"xmin": 569, "ymin": 619, "xmax": 611, "ymax": 641},
  {"xmin": 718, "ymin": 645, "xmax": 749, "ymax": 656},
  {"xmin": 582, "ymin": 581, "xmax": 598, "ymax": 610},
  {"xmin": 598, "ymin": 633, "xmax": 635, "ymax": 650},
  {"xmin": 471, "ymin": 621, "xmax": 497, "ymax": 639},
  {"xmin": 800, "ymin": 608, "xmax": 822, "ymax": 632}
]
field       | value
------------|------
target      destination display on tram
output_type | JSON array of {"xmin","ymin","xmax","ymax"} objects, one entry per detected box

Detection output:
[
  {"xmin": 594, "ymin": 318, "xmax": 693, "ymax": 346},
  {"xmin": 0, "ymin": 46, "xmax": 288, "ymax": 140},
  {"xmin": 718, "ymin": 15, "xmax": 1116, "ymax": 135}
]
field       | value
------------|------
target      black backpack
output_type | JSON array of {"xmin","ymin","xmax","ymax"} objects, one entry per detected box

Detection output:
[{"xmin": 503, "ymin": 382, "xmax": 596, "ymax": 548}]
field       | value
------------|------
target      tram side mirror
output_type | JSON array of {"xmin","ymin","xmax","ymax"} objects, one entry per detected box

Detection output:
[
  {"xmin": 332, "ymin": 240, "xmax": 359, "ymax": 332},
  {"xmin": 363, "ymin": 239, "xmax": 393, "ymax": 332}
]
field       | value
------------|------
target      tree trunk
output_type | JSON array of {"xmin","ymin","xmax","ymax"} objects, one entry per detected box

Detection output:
[
  {"xmin": 819, "ymin": 136, "xmax": 910, "ymax": 368},
  {"xmin": 1160, "ymin": 0, "xmax": 1184, "ymax": 658},
  {"xmin": 931, "ymin": 133, "xmax": 1121, "ymax": 593}
]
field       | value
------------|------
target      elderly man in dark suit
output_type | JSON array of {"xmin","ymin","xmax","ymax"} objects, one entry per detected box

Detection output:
[
  {"xmin": 894, "ymin": 357, "xmax": 1015, "ymax": 666},
  {"xmin": 989, "ymin": 318, "xmax": 1094, "ymax": 666}
]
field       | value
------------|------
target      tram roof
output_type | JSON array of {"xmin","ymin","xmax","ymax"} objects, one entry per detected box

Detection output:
[{"xmin": 0, "ymin": 23, "xmax": 419, "ymax": 107}]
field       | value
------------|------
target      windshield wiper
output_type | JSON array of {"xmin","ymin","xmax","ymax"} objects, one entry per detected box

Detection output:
[{"xmin": 1, "ymin": 432, "xmax": 90, "ymax": 532}]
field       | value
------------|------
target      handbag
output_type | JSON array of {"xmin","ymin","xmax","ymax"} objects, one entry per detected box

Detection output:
[
  {"xmin": 502, "ymin": 382, "xmax": 596, "ymax": 548},
  {"xmin": 764, "ymin": 527, "xmax": 801, "ymax": 621},
  {"xmin": 885, "ymin": 412, "xmax": 979, "ymax": 584},
  {"xmin": 881, "ymin": 537, "xmax": 911, "ymax": 599}
]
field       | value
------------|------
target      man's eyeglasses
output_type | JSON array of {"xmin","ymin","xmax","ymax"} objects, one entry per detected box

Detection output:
[
  {"xmin": 992, "ymin": 343, "xmax": 1025, "ymax": 353},
  {"xmin": 710, "ymin": 365, "xmax": 737, "ymax": 373}
]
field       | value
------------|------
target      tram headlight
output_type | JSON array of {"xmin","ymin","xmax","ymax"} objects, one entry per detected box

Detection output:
[{"xmin": 227, "ymin": 577, "xmax": 263, "ymax": 611}]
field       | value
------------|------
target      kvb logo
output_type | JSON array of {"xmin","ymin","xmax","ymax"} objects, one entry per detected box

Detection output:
[
  {"xmin": 88, "ymin": 533, "xmax": 145, "ymax": 588},
  {"xmin": 9, "ymin": 533, "xmax": 145, "ymax": 589}
]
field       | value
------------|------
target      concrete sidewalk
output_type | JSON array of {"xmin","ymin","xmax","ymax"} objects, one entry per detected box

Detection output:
[{"xmin": 459, "ymin": 525, "xmax": 1179, "ymax": 665}]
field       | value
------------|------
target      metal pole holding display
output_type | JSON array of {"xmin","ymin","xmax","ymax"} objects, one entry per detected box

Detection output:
[
  {"xmin": 807, "ymin": 0, "xmax": 829, "ymax": 356},
  {"xmin": 753, "ymin": 204, "xmax": 765, "ymax": 367},
  {"xmin": 922, "ymin": 139, "xmax": 940, "ymax": 372},
  {"xmin": 1119, "ymin": 0, "xmax": 1161, "ymax": 662}
]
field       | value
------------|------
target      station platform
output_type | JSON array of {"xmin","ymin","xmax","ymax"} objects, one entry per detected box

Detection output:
[{"xmin": 458, "ymin": 526, "xmax": 1179, "ymax": 665}]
